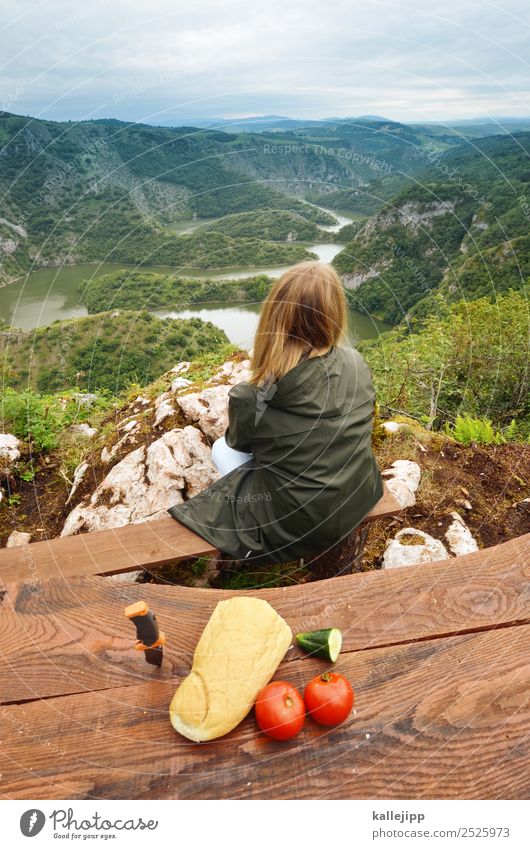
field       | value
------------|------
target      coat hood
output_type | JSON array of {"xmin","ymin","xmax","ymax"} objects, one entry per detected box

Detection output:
[{"xmin": 264, "ymin": 345, "xmax": 375, "ymax": 419}]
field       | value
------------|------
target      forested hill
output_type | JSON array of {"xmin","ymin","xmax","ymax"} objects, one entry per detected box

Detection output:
[
  {"xmin": 0, "ymin": 111, "xmax": 459, "ymax": 284},
  {"xmin": 331, "ymin": 131, "xmax": 530, "ymax": 322}
]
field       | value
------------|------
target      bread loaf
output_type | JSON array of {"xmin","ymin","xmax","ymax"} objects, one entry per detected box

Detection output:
[{"xmin": 169, "ymin": 596, "xmax": 292, "ymax": 742}]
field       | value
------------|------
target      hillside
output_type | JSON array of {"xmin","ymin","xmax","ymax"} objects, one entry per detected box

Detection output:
[
  {"xmin": 334, "ymin": 182, "xmax": 476, "ymax": 322},
  {"xmin": 199, "ymin": 209, "xmax": 324, "ymax": 241},
  {"xmin": 81, "ymin": 269, "xmax": 274, "ymax": 314},
  {"xmin": 0, "ymin": 311, "xmax": 229, "ymax": 393},
  {"xmin": 0, "ymin": 112, "xmax": 454, "ymax": 284},
  {"xmin": 332, "ymin": 132, "xmax": 530, "ymax": 322},
  {"xmin": 358, "ymin": 287, "xmax": 529, "ymax": 437}
]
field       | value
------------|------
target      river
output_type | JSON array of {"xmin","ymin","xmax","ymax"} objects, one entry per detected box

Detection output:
[{"xmin": 0, "ymin": 205, "xmax": 386, "ymax": 344}]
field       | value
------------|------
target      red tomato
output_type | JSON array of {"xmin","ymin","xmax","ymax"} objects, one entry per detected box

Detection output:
[
  {"xmin": 255, "ymin": 681, "xmax": 305, "ymax": 740},
  {"xmin": 304, "ymin": 672, "xmax": 354, "ymax": 726}
]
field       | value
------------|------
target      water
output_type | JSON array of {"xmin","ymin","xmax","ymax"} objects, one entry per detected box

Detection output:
[
  {"xmin": 0, "ymin": 202, "xmax": 384, "ymax": 342},
  {"xmin": 0, "ymin": 263, "xmax": 175, "ymax": 330},
  {"xmin": 310, "ymin": 205, "xmax": 355, "ymax": 233},
  {"xmin": 152, "ymin": 301, "xmax": 388, "ymax": 348}
]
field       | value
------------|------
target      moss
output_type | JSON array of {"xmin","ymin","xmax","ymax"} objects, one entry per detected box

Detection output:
[{"xmin": 399, "ymin": 533, "xmax": 426, "ymax": 546}]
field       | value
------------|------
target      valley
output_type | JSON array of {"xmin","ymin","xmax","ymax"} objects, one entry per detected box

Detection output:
[{"xmin": 0, "ymin": 111, "xmax": 528, "ymax": 440}]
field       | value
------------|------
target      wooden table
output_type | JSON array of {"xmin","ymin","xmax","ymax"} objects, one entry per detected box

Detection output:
[{"xmin": 1, "ymin": 533, "xmax": 529, "ymax": 799}]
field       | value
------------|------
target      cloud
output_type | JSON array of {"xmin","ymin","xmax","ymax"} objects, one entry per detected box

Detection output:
[{"xmin": 1, "ymin": 0, "xmax": 529, "ymax": 123}]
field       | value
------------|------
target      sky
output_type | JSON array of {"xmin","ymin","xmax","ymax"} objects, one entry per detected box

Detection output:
[{"xmin": 1, "ymin": 0, "xmax": 530, "ymax": 126}]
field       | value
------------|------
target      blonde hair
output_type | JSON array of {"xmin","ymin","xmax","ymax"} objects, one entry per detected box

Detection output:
[{"xmin": 250, "ymin": 261, "xmax": 347, "ymax": 385}]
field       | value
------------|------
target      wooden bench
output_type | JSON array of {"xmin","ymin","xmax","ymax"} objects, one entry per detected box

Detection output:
[
  {"xmin": 0, "ymin": 531, "xmax": 529, "ymax": 799},
  {"xmin": 0, "ymin": 484, "xmax": 401, "ymax": 585}
]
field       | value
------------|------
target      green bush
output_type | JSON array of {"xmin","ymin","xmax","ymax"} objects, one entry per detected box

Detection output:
[
  {"xmin": 1, "ymin": 388, "xmax": 66, "ymax": 451},
  {"xmin": 359, "ymin": 288, "xmax": 530, "ymax": 437}
]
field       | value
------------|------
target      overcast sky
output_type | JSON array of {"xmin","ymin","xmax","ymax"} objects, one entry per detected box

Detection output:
[{"xmin": 2, "ymin": 0, "xmax": 529, "ymax": 125}]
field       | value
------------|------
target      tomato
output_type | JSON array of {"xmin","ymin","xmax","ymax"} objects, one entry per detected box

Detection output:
[
  {"xmin": 304, "ymin": 672, "xmax": 354, "ymax": 726},
  {"xmin": 255, "ymin": 681, "xmax": 305, "ymax": 740}
]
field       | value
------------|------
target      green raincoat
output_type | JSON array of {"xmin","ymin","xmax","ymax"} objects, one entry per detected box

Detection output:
[{"xmin": 168, "ymin": 345, "xmax": 383, "ymax": 563}]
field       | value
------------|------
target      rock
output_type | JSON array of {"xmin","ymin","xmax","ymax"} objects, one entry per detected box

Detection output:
[
  {"xmin": 174, "ymin": 358, "xmax": 252, "ymax": 439},
  {"xmin": 0, "ymin": 237, "xmax": 18, "ymax": 255},
  {"xmin": 6, "ymin": 530, "xmax": 31, "ymax": 548},
  {"xmin": 66, "ymin": 462, "xmax": 90, "ymax": 504},
  {"xmin": 176, "ymin": 385, "xmax": 231, "ymax": 440},
  {"xmin": 61, "ymin": 425, "xmax": 219, "ymax": 536},
  {"xmin": 100, "ymin": 428, "xmax": 139, "ymax": 464},
  {"xmin": 208, "ymin": 358, "xmax": 251, "ymax": 386},
  {"xmin": 0, "ymin": 216, "xmax": 27, "ymax": 238},
  {"xmin": 70, "ymin": 423, "xmax": 97, "ymax": 438},
  {"xmin": 381, "ymin": 420, "xmax": 406, "ymax": 434},
  {"xmin": 134, "ymin": 396, "xmax": 150, "ymax": 407},
  {"xmin": 118, "ymin": 419, "xmax": 139, "ymax": 433},
  {"xmin": 101, "ymin": 446, "xmax": 113, "ymax": 464},
  {"xmin": 170, "ymin": 361, "xmax": 191, "ymax": 375},
  {"xmin": 383, "ymin": 527, "xmax": 449, "ymax": 569},
  {"xmin": 0, "ymin": 433, "xmax": 21, "ymax": 471},
  {"xmin": 100, "ymin": 422, "xmax": 141, "ymax": 464},
  {"xmin": 153, "ymin": 393, "xmax": 175, "ymax": 427},
  {"xmin": 381, "ymin": 460, "xmax": 421, "ymax": 508},
  {"xmin": 343, "ymin": 266, "xmax": 386, "ymax": 290},
  {"xmin": 105, "ymin": 570, "xmax": 143, "ymax": 584},
  {"xmin": 73, "ymin": 393, "xmax": 98, "ymax": 406},
  {"xmin": 171, "ymin": 376, "xmax": 192, "ymax": 393},
  {"xmin": 445, "ymin": 512, "xmax": 479, "ymax": 556}
]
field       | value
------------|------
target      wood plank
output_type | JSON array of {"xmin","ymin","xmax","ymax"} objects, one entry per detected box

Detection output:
[
  {"xmin": 0, "ymin": 517, "xmax": 217, "ymax": 587},
  {"xmin": 1, "ymin": 534, "xmax": 528, "ymax": 704},
  {"xmin": 0, "ymin": 485, "xmax": 402, "ymax": 585},
  {"xmin": 1, "ymin": 623, "xmax": 528, "ymax": 800}
]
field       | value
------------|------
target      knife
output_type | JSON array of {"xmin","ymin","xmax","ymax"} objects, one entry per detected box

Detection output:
[{"xmin": 124, "ymin": 601, "xmax": 165, "ymax": 666}]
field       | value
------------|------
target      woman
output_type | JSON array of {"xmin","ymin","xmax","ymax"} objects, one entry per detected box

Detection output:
[{"xmin": 168, "ymin": 261, "xmax": 383, "ymax": 565}]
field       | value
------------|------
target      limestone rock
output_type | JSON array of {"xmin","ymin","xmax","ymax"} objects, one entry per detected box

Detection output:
[
  {"xmin": 445, "ymin": 511, "xmax": 479, "ymax": 556},
  {"xmin": 171, "ymin": 376, "xmax": 192, "ymax": 393},
  {"xmin": 118, "ymin": 419, "xmax": 139, "ymax": 433},
  {"xmin": 0, "ymin": 237, "xmax": 18, "ymax": 255},
  {"xmin": 381, "ymin": 420, "xmax": 406, "ymax": 434},
  {"xmin": 61, "ymin": 425, "xmax": 218, "ymax": 536},
  {"xmin": 100, "ymin": 423, "xmax": 140, "ymax": 464},
  {"xmin": 73, "ymin": 393, "xmax": 98, "ymax": 406},
  {"xmin": 70, "ymin": 423, "xmax": 97, "ymax": 438},
  {"xmin": 0, "ymin": 434, "xmax": 21, "ymax": 471},
  {"xmin": 381, "ymin": 459, "xmax": 421, "ymax": 508},
  {"xmin": 153, "ymin": 393, "xmax": 175, "ymax": 427},
  {"xmin": 67, "ymin": 462, "xmax": 90, "ymax": 504},
  {"xmin": 176, "ymin": 385, "xmax": 231, "ymax": 440},
  {"xmin": 383, "ymin": 527, "xmax": 449, "ymax": 569},
  {"xmin": 170, "ymin": 361, "xmax": 191, "ymax": 375},
  {"xmin": 105, "ymin": 570, "xmax": 143, "ymax": 584},
  {"xmin": 209, "ymin": 358, "xmax": 251, "ymax": 386},
  {"xmin": 6, "ymin": 530, "xmax": 31, "ymax": 547}
]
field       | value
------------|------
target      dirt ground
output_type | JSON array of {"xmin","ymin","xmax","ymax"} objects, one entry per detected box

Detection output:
[{"xmin": 364, "ymin": 422, "xmax": 529, "ymax": 569}]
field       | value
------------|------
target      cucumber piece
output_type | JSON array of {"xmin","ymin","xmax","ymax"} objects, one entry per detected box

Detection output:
[{"xmin": 295, "ymin": 628, "xmax": 342, "ymax": 662}]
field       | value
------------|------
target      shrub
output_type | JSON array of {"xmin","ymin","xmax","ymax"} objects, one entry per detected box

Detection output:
[{"xmin": 0, "ymin": 388, "xmax": 65, "ymax": 451}]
